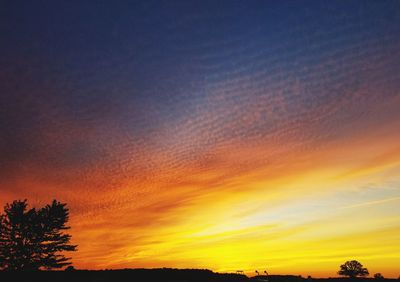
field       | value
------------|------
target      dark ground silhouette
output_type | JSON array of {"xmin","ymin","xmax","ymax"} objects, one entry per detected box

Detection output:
[{"xmin": 0, "ymin": 269, "xmax": 398, "ymax": 282}]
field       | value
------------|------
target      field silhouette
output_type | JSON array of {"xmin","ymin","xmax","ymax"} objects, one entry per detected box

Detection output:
[{"xmin": 0, "ymin": 269, "xmax": 399, "ymax": 282}]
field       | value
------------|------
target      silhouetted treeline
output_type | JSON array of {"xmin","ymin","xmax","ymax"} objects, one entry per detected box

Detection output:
[
  {"xmin": 1, "ymin": 269, "xmax": 399, "ymax": 282},
  {"xmin": 0, "ymin": 268, "xmax": 247, "ymax": 282},
  {"xmin": 263, "ymin": 275, "xmax": 398, "ymax": 282}
]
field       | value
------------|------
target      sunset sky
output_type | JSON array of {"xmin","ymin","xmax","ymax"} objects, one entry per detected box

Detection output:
[{"xmin": 1, "ymin": 0, "xmax": 400, "ymax": 278}]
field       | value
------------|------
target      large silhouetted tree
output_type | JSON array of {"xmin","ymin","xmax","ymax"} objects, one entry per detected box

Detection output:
[
  {"xmin": 338, "ymin": 260, "xmax": 369, "ymax": 278},
  {"xmin": 0, "ymin": 200, "xmax": 76, "ymax": 270}
]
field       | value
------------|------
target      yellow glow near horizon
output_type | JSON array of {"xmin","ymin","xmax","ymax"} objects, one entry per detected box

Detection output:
[
  {"xmin": 61, "ymin": 118, "xmax": 400, "ymax": 277},
  {"xmin": 2, "ymin": 109, "xmax": 400, "ymax": 277}
]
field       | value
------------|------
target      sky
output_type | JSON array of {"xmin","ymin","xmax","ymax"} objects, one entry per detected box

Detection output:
[{"xmin": 1, "ymin": 0, "xmax": 400, "ymax": 277}]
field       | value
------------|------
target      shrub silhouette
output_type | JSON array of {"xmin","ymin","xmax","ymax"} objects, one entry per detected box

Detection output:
[
  {"xmin": 65, "ymin": 265, "xmax": 76, "ymax": 271},
  {"xmin": 338, "ymin": 260, "xmax": 369, "ymax": 278},
  {"xmin": 0, "ymin": 199, "xmax": 77, "ymax": 270},
  {"xmin": 374, "ymin": 273, "xmax": 384, "ymax": 279}
]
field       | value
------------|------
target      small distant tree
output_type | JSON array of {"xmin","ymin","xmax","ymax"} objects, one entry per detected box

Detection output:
[
  {"xmin": 0, "ymin": 199, "xmax": 77, "ymax": 270},
  {"xmin": 374, "ymin": 273, "xmax": 384, "ymax": 279},
  {"xmin": 338, "ymin": 260, "xmax": 369, "ymax": 278}
]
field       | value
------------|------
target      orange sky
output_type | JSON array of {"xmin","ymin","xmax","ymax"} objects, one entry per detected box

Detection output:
[{"xmin": 1, "ymin": 93, "xmax": 399, "ymax": 277}]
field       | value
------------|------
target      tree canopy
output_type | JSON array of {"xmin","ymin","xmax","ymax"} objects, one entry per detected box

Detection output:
[
  {"xmin": 0, "ymin": 199, "xmax": 77, "ymax": 270},
  {"xmin": 338, "ymin": 260, "xmax": 369, "ymax": 278}
]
